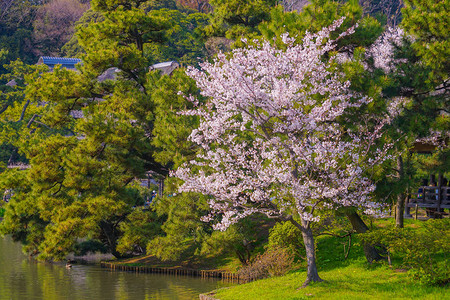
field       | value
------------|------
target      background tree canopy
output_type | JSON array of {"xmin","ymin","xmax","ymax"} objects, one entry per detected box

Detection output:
[{"xmin": 0, "ymin": 1, "xmax": 447, "ymax": 279}]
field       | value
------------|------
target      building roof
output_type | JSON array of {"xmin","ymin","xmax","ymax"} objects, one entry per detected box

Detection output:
[
  {"xmin": 98, "ymin": 67, "xmax": 120, "ymax": 82},
  {"xmin": 151, "ymin": 61, "xmax": 178, "ymax": 69},
  {"xmin": 69, "ymin": 110, "xmax": 84, "ymax": 119},
  {"xmin": 5, "ymin": 79, "xmax": 16, "ymax": 87},
  {"xmin": 150, "ymin": 61, "xmax": 179, "ymax": 75},
  {"xmin": 36, "ymin": 57, "xmax": 178, "ymax": 74},
  {"xmin": 37, "ymin": 56, "xmax": 82, "ymax": 69}
]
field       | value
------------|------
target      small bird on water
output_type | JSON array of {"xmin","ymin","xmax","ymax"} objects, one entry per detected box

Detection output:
[{"xmin": 66, "ymin": 261, "xmax": 72, "ymax": 269}]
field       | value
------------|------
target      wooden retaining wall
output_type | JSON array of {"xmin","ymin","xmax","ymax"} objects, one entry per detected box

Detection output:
[{"xmin": 100, "ymin": 262, "xmax": 242, "ymax": 282}]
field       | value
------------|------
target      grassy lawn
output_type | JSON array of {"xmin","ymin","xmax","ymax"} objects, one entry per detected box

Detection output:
[
  {"xmin": 212, "ymin": 261, "xmax": 447, "ymax": 299},
  {"xmin": 211, "ymin": 217, "xmax": 448, "ymax": 299},
  {"xmin": 111, "ymin": 217, "xmax": 448, "ymax": 299}
]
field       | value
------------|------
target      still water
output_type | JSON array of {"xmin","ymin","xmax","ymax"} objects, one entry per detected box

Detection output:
[{"xmin": 0, "ymin": 236, "xmax": 230, "ymax": 300}]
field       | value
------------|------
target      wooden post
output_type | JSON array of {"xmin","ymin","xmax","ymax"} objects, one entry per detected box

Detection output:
[
  {"xmin": 437, "ymin": 173, "xmax": 443, "ymax": 217},
  {"xmin": 146, "ymin": 172, "xmax": 151, "ymax": 203},
  {"xmin": 158, "ymin": 178, "xmax": 164, "ymax": 196},
  {"xmin": 404, "ymin": 185, "xmax": 412, "ymax": 218},
  {"xmin": 415, "ymin": 204, "xmax": 418, "ymax": 220},
  {"xmin": 395, "ymin": 155, "xmax": 404, "ymax": 228}
]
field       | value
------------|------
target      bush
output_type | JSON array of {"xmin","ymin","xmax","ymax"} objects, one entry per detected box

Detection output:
[
  {"xmin": 0, "ymin": 207, "xmax": 5, "ymax": 218},
  {"xmin": 74, "ymin": 239, "xmax": 108, "ymax": 256},
  {"xmin": 237, "ymin": 247, "xmax": 294, "ymax": 281},
  {"xmin": 362, "ymin": 219, "xmax": 450, "ymax": 285},
  {"xmin": 201, "ymin": 214, "xmax": 275, "ymax": 265},
  {"xmin": 267, "ymin": 221, "xmax": 304, "ymax": 260}
]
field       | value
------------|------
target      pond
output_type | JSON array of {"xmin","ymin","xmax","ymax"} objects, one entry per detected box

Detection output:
[{"xmin": 0, "ymin": 236, "xmax": 230, "ymax": 299}]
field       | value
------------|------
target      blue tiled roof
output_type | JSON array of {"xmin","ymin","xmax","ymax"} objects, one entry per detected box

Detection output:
[{"xmin": 38, "ymin": 56, "xmax": 82, "ymax": 69}]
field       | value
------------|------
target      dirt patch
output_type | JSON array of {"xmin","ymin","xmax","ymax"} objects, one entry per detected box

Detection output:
[{"xmin": 394, "ymin": 268, "xmax": 407, "ymax": 273}]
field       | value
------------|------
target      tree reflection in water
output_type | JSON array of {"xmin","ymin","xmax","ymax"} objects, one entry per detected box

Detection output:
[{"xmin": 0, "ymin": 236, "xmax": 231, "ymax": 300}]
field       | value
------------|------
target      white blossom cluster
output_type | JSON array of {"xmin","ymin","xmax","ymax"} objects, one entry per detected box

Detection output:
[
  {"xmin": 367, "ymin": 27, "xmax": 410, "ymax": 73},
  {"xmin": 416, "ymin": 130, "xmax": 450, "ymax": 148},
  {"xmin": 175, "ymin": 19, "xmax": 399, "ymax": 230}
]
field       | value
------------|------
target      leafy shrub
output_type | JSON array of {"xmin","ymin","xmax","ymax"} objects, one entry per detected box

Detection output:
[
  {"xmin": 237, "ymin": 247, "xmax": 294, "ymax": 281},
  {"xmin": 74, "ymin": 239, "xmax": 108, "ymax": 256},
  {"xmin": 147, "ymin": 235, "xmax": 192, "ymax": 261},
  {"xmin": 118, "ymin": 209, "xmax": 162, "ymax": 255},
  {"xmin": 267, "ymin": 221, "xmax": 304, "ymax": 260},
  {"xmin": 0, "ymin": 207, "xmax": 5, "ymax": 218},
  {"xmin": 201, "ymin": 214, "xmax": 275, "ymax": 265},
  {"xmin": 362, "ymin": 219, "xmax": 450, "ymax": 285}
]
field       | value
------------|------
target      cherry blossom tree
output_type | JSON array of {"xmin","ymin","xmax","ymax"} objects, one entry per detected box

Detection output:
[{"xmin": 175, "ymin": 18, "xmax": 396, "ymax": 286}]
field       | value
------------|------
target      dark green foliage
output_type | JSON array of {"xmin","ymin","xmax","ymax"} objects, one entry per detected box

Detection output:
[
  {"xmin": 0, "ymin": 0, "xmax": 212, "ymax": 261},
  {"xmin": 0, "ymin": 1, "xmax": 38, "ymax": 75},
  {"xmin": 267, "ymin": 221, "xmax": 304, "ymax": 260},
  {"xmin": 201, "ymin": 215, "xmax": 275, "ymax": 265},
  {"xmin": 150, "ymin": 68, "xmax": 203, "ymax": 168},
  {"xmin": 0, "ymin": 0, "xmax": 88, "ymax": 74},
  {"xmin": 259, "ymin": 0, "xmax": 384, "ymax": 49},
  {"xmin": 402, "ymin": 0, "xmax": 449, "ymax": 81},
  {"xmin": 74, "ymin": 239, "xmax": 108, "ymax": 256},
  {"xmin": 144, "ymin": 10, "xmax": 208, "ymax": 66},
  {"xmin": 0, "ymin": 0, "xmax": 175, "ymax": 260},
  {"xmin": 361, "ymin": 219, "xmax": 450, "ymax": 285},
  {"xmin": 147, "ymin": 191, "xmax": 210, "ymax": 261},
  {"xmin": 370, "ymin": 0, "xmax": 449, "ymax": 218},
  {"xmin": 0, "ymin": 168, "xmax": 48, "ymax": 256},
  {"xmin": 204, "ymin": 0, "xmax": 277, "ymax": 44},
  {"xmin": 147, "ymin": 182, "xmax": 274, "ymax": 265},
  {"xmin": 117, "ymin": 208, "xmax": 164, "ymax": 255},
  {"xmin": 0, "ymin": 60, "xmax": 45, "ymax": 165},
  {"xmin": 61, "ymin": 9, "xmax": 105, "ymax": 57}
]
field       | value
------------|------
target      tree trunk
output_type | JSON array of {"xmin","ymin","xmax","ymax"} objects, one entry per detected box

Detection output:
[
  {"xmin": 345, "ymin": 210, "xmax": 384, "ymax": 263},
  {"xmin": 404, "ymin": 187, "xmax": 412, "ymax": 217},
  {"xmin": 300, "ymin": 218, "xmax": 323, "ymax": 286},
  {"xmin": 289, "ymin": 218, "xmax": 323, "ymax": 287},
  {"xmin": 396, "ymin": 155, "xmax": 404, "ymax": 228},
  {"xmin": 99, "ymin": 220, "xmax": 123, "ymax": 259}
]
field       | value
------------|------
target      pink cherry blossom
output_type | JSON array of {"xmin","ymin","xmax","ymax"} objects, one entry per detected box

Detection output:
[
  {"xmin": 174, "ymin": 18, "xmax": 408, "ymax": 285},
  {"xmin": 175, "ymin": 19, "xmax": 399, "ymax": 232}
]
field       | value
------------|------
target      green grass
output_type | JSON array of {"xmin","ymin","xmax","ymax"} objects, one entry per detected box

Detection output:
[
  {"xmin": 213, "ymin": 260, "xmax": 447, "ymax": 299},
  {"xmin": 212, "ymin": 218, "xmax": 448, "ymax": 299}
]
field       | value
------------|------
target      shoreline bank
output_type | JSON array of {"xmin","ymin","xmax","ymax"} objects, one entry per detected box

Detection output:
[{"xmin": 100, "ymin": 261, "xmax": 243, "ymax": 282}]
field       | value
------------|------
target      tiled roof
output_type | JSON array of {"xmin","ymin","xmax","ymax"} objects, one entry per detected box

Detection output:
[
  {"xmin": 38, "ymin": 56, "xmax": 82, "ymax": 69},
  {"xmin": 150, "ymin": 61, "xmax": 179, "ymax": 75},
  {"xmin": 6, "ymin": 79, "xmax": 16, "ymax": 87},
  {"xmin": 69, "ymin": 110, "xmax": 84, "ymax": 119},
  {"xmin": 98, "ymin": 67, "xmax": 120, "ymax": 82},
  {"xmin": 151, "ymin": 61, "xmax": 178, "ymax": 69}
]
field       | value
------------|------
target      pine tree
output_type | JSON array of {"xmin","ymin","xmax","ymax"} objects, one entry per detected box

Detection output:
[{"xmin": 0, "ymin": 0, "xmax": 176, "ymax": 259}]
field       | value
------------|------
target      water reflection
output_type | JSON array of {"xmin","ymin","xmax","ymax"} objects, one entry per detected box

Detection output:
[{"xmin": 0, "ymin": 236, "xmax": 230, "ymax": 299}]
